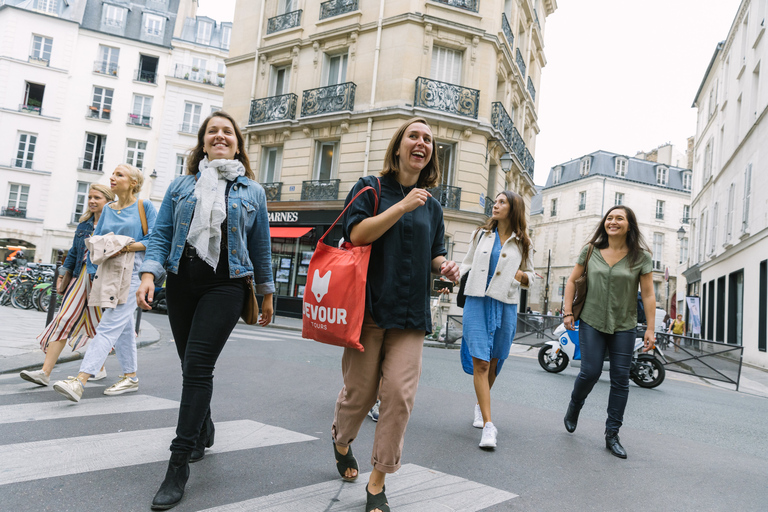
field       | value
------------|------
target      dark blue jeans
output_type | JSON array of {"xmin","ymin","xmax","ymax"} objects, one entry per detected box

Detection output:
[
  {"xmin": 166, "ymin": 254, "xmax": 246, "ymax": 453},
  {"xmin": 570, "ymin": 321, "xmax": 636, "ymax": 432}
]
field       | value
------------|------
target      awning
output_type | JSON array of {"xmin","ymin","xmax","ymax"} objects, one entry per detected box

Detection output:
[{"xmin": 270, "ymin": 227, "xmax": 313, "ymax": 238}]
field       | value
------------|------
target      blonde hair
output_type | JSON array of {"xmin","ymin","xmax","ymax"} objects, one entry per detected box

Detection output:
[
  {"xmin": 79, "ymin": 183, "xmax": 116, "ymax": 223},
  {"xmin": 117, "ymin": 163, "xmax": 144, "ymax": 194}
]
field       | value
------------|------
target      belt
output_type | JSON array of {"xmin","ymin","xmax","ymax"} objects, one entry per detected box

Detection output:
[{"xmin": 182, "ymin": 244, "xmax": 197, "ymax": 259}]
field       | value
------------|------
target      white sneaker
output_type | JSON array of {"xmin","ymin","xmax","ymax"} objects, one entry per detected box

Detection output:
[
  {"xmin": 91, "ymin": 368, "xmax": 107, "ymax": 381},
  {"xmin": 103, "ymin": 375, "xmax": 138, "ymax": 395},
  {"xmin": 473, "ymin": 404, "xmax": 484, "ymax": 428},
  {"xmin": 479, "ymin": 422, "xmax": 497, "ymax": 449},
  {"xmin": 53, "ymin": 377, "xmax": 84, "ymax": 403},
  {"xmin": 20, "ymin": 369, "xmax": 50, "ymax": 386}
]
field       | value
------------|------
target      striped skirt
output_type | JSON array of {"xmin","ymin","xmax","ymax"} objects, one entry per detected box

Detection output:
[{"xmin": 37, "ymin": 263, "xmax": 102, "ymax": 353}]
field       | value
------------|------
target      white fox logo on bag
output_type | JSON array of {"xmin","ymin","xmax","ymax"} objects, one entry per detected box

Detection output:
[{"xmin": 312, "ymin": 270, "xmax": 332, "ymax": 302}]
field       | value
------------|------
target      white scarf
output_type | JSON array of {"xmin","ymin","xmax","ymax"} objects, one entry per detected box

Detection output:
[{"xmin": 187, "ymin": 156, "xmax": 246, "ymax": 270}]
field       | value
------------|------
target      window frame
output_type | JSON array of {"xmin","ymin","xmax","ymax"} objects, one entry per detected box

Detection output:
[
  {"xmin": 436, "ymin": 142, "xmax": 456, "ymax": 187},
  {"xmin": 182, "ymin": 102, "xmax": 202, "ymax": 133},
  {"xmin": 324, "ymin": 52, "xmax": 349, "ymax": 86},
  {"xmin": 742, "ymin": 163, "xmax": 752, "ymax": 233},
  {"xmin": 260, "ymin": 146, "xmax": 283, "ymax": 183},
  {"xmin": 552, "ymin": 166, "xmax": 561, "ymax": 185},
  {"xmin": 30, "ymin": 34, "xmax": 53, "ymax": 62},
  {"xmin": 143, "ymin": 13, "xmax": 165, "ymax": 37},
  {"xmin": 176, "ymin": 155, "xmax": 187, "ymax": 177},
  {"xmin": 652, "ymin": 232, "xmax": 664, "ymax": 271},
  {"xmin": 103, "ymin": 4, "xmax": 127, "ymax": 28},
  {"xmin": 550, "ymin": 198, "xmax": 557, "ymax": 217},
  {"xmin": 679, "ymin": 237, "xmax": 689, "ymax": 265},
  {"xmin": 83, "ymin": 133, "xmax": 107, "ymax": 172},
  {"xmin": 125, "ymin": 140, "xmax": 147, "ymax": 170},
  {"xmin": 655, "ymin": 200, "xmax": 665, "ymax": 220},
  {"xmin": 656, "ymin": 165, "xmax": 668, "ymax": 186},
  {"xmin": 615, "ymin": 157, "xmax": 627, "ymax": 177},
  {"xmin": 313, "ymin": 140, "xmax": 340, "ymax": 181},
  {"xmin": 682, "ymin": 171, "xmax": 692, "ymax": 191},
  {"xmin": 15, "ymin": 132, "xmax": 37, "ymax": 169},
  {"xmin": 578, "ymin": 191, "xmax": 586, "ymax": 211},
  {"xmin": 269, "ymin": 64, "xmax": 291, "ymax": 96},
  {"xmin": 72, "ymin": 181, "xmax": 89, "ymax": 223},
  {"xmin": 90, "ymin": 86, "xmax": 114, "ymax": 120},
  {"xmin": 615, "ymin": 192, "xmax": 624, "ymax": 206},
  {"xmin": 8, "ymin": 183, "xmax": 31, "ymax": 211},
  {"xmin": 580, "ymin": 157, "xmax": 590, "ymax": 176},
  {"xmin": 196, "ymin": 20, "xmax": 213, "ymax": 45},
  {"xmin": 431, "ymin": 45, "xmax": 463, "ymax": 85},
  {"xmin": 683, "ymin": 204, "xmax": 691, "ymax": 224}
]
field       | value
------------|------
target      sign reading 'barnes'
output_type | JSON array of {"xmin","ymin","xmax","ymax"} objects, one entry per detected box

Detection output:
[{"xmin": 268, "ymin": 211, "xmax": 299, "ymax": 223}]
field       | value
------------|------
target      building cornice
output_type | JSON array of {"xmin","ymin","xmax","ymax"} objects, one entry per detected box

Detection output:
[
  {"xmin": 0, "ymin": 55, "xmax": 68, "ymax": 74},
  {"xmin": 543, "ymin": 173, "xmax": 692, "ymax": 197},
  {"xmin": 722, "ymin": 0, "xmax": 751, "ymax": 57}
]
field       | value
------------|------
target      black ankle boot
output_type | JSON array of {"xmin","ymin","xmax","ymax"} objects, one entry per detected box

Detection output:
[
  {"xmin": 563, "ymin": 402, "xmax": 581, "ymax": 433},
  {"xmin": 190, "ymin": 417, "xmax": 215, "ymax": 463},
  {"xmin": 605, "ymin": 429, "xmax": 627, "ymax": 459},
  {"xmin": 151, "ymin": 452, "xmax": 191, "ymax": 510}
]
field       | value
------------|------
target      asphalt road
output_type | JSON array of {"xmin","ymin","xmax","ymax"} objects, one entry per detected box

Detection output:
[{"xmin": 1, "ymin": 312, "xmax": 766, "ymax": 511}]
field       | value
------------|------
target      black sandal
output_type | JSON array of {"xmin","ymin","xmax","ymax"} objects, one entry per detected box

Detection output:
[
  {"xmin": 333, "ymin": 443, "xmax": 358, "ymax": 482},
  {"xmin": 366, "ymin": 484, "xmax": 390, "ymax": 512}
]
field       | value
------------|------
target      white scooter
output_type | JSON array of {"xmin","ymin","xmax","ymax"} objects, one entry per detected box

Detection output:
[{"xmin": 538, "ymin": 321, "xmax": 666, "ymax": 388}]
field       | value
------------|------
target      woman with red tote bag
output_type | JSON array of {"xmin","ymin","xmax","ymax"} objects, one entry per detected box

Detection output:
[{"xmin": 330, "ymin": 117, "xmax": 460, "ymax": 512}]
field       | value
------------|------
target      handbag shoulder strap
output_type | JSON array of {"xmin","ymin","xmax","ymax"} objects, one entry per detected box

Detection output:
[
  {"xmin": 320, "ymin": 177, "xmax": 380, "ymax": 244},
  {"xmin": 138, "ymin": 200, "xmax": 148, "ymax": 236},
  {"xmin": 581, "ymin": 243, "xmax": 594, "ymax": 276}
]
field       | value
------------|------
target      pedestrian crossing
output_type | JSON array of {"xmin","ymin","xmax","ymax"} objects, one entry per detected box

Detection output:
[{"xmin": 229, "ymin": 327, "xmax": 303, "ymax": 342}]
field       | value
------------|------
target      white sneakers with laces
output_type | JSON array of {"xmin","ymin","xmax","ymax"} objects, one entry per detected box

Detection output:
[
  {"xmin": 20, "ymin": 369, "xmax": 50, "ymax": 386},
  {"xmin": 91, "ymin": 368, "xmax": 108, "ymax": 381},
  {"xmin": 473, "ymin": 404, "xmax": 484, "ymax": 428},
  {"xmin": 479, "ymin": 422, "xmax": 498, "ymax": 449}
]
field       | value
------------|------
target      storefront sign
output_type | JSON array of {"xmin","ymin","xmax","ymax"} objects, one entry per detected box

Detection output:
[
  {"xmin": 268, "ymin": 211, "xmax": 300, "ymax": 223},
  {"xmin": 268, "ymin": 210, "xmax": 343, "ymax": 225}
]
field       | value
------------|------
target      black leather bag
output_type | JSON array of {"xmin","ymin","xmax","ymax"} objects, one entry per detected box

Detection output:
[{"xmin": 456, "ymin": 273, "xmax": 469, "ymax": 308}]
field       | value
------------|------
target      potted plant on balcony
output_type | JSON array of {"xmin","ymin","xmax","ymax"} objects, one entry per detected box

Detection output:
[
  {"xmin": 191, "ymin": 66, "xmax": 199, "ymax": 72},
  {"xmin": 184, "ymin": 73, "xmax": 189, "ymax": 79},
  {"xmin": 217, "ymin": 72, "xmax": 225, "ymax": 78}
]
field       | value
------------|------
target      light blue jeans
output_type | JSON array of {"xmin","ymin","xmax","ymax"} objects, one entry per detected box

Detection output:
[{"xmin": 79, "ymin": 256, "xmax": 142, "ymax": 377}]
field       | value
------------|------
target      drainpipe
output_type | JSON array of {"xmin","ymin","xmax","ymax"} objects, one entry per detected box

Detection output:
[
  {"xmin": 600, "ymin": 177, "xmax": 606, "ymax": 216},
  {"xmin": 245, "ymin": 0, "xmax": 266, "ymax": 154},
  {"xmin": 363, "ymin": 0, "xmax": 385, "ymax": 176}
]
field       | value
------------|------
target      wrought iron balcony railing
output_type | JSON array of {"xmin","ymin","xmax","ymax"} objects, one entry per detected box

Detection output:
[
  {"xmin": 267, "ymin": 9, "xmax": 302, "ymax": 34},
  {"xmin": 527, "ymin": 77, "xmax": 536, "ymax": 102},
  {"xmin": 1, "ymin": 207, "xmax": 27, "ymax": 218},
  {"xmin": 301, "ymin": 179, "xmax": 340, "ymax": 201},
  {"xmin": 301, "ymin": 82, "xmax": 356, "ymax": 117},
  {"xmin": 320, "ymin": 0, "xmax": 358, "ymax": 19},
  {"xmin": 94, "ymin": 60, "xmax": 119, "ymax": 76},
  {"xmin": 28, "ymin": 54, "xmax": 49, "ymax": 66},
  {"xmin": 262, "ymin": 182, "xmax": 282, "ymax": 201},
  {"xmin": 87, "ymin": 105, "xmax": 111, "ymax": 120},
  {"xmin": 515, "ymin": 48, "xmax": 526, "ymax": 77},
  {"xmin": 523, "ymin": 146, "xmax": 535, "ymax": 176},
  {"xmin": 134, "ymin": 69, "xmax": 157, "ymax": 84},
  {"xmin": 484, "ymin": 198, "xmax": 494, "ymax": 217},
  {"xmin": 179, "ymin": 123, "xmax": 199, "ymax": 134},
  {"xmin": 414, "ymin": 77, "xmax": 479, "ymax": 119},
  {"xmin": 127, "ymin": 113, "xmax": 152, "ymax": 128},
  {"xmin": 249, "ymin": 93, "xmax": 297, "ymax": 125},
  {"xmin": 491, "ymin": 102, "xmax": 514, "ymax": 150},
  {"xmin": 501, "ymin": 14, "xmax": 514, "ymax": 50},
  {"xmin": 429, "ymin": 185, "xmax": 462, "ymax": 209},
  {"xmin": 19, "ymin": 104, "xmax": 41, "ymax": 115},
  {"xmin": 11, "ymin": 158, "xmax": 34, "ymax": 170},
  {"xmin": 173, "ymin": 65, "xmax": 225, "ymax": 87},
  {"xmin": 511, "ymin": 126, "xmax": 526, "ymax": 167},
  {"xmin": 432, "ymin": 0, "xmax": 479, "ymax": 12}
]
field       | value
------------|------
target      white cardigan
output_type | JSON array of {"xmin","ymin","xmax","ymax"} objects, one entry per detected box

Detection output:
[{"xmin": 459, "ymin": 228, "xmax": 535, "ymax": 305}]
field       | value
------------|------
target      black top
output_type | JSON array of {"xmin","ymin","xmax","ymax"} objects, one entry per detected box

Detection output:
[{"xmin": 342, "ymin": 174, "xmax": 447, "ymax": 333}]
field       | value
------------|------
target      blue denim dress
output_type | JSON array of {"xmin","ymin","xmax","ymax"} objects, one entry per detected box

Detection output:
[{"xmin": 460, "ymin": 230, "xmax": 518, "ymax": 376}]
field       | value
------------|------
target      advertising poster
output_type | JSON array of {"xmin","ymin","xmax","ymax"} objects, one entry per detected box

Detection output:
[{"xmin": 685, "ymin": 296, "xmax": 701, "ymax": 335}]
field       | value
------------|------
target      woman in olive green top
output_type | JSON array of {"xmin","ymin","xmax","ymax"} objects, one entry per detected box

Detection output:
[{"xmin": 562, "ymin": 205, "xmax": 656, "ymax": 459}]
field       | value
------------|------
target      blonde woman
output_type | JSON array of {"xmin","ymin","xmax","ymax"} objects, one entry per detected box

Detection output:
[
  {"xmin": 53, "ymin": 164, "xmax": 156, "ymax": 402},
  {"xmin": 20, "ymin": 183, "xmax": 114, "ymax": 386}
]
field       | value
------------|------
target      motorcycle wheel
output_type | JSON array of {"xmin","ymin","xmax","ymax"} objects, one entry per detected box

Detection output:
[
  {"xmin": 631, "ymin": 354, "xmax": 666, "ymax": 388},
  {"xmin": 538, "ymin": 345, "xmax": 569, "ymax": 373}
]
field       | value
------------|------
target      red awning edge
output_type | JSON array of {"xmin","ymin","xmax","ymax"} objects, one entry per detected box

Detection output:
[{"xmin": 270, "ymin": 227, "xmax": 313, "ymax": 238}]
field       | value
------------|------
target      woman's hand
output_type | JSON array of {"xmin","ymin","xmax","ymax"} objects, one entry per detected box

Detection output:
[
  {"xmin": 643, "ymin": 329, "xmax": 655, "ymax": 352},
  {"xmin": 399, "ymin": 188, "xmax": 432, "ymax": 213},
  {"xmin": 110, "ymin": 243, "xmax": 132, "ymax": 259},
  {"xmin": 57, "ymin": 273, "xmax": 72, "ymax": 294},
  {"xmin": 439, "ymin": 260, "xmax": 460, "ymax": 282},
  {"xmin": 136, "ymin": 273, "xmax": 156, "ymax": 311},
  {"xmin": 259, "ymin": 294, "xmax": 274, "ymax": 327},
  {"xmin": 563, "ymin": 314, "xmax": 575, "ymax": 331}
]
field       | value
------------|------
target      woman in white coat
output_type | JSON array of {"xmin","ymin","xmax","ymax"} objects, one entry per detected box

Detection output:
[{"xmin": 459, "ymin": 191, "xmax": 535, "ymax": 449}]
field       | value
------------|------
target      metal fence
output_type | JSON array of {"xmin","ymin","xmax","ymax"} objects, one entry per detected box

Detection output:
[
  {"xmin": 443, "ymin": 313, "xmax": 563, "ymax": 347},
  {"xmin": 655, "ymin": 332, "xmax": 744, "ymax": 389}
]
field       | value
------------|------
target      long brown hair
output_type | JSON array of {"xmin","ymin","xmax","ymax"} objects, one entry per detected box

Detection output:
[
  {"xmin": 380, "ymin": 117, "xmax": 440, "ymax": 188},
  {"xmin": 477, "ymin": 191, "xmax": 532, "ymax": 264},
  {"xmin": 186, "ymin": 111, "xmax": 254, "ymax": 180},
  {"xmin": 79, "ymin": 183, "xmax": 115, "ymax": 223},
  {"xmin": 586, "ymin": 205, "xmax": 650, "ymax": 267}
]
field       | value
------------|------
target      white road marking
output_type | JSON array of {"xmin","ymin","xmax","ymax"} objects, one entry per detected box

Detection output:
[
  {"xmin": 0, "ymin": 381, "xmax": 104, "ymax": 396},
  {"xmin": 0, "ymin": 394, "xmax": 178, "ymax": 424}
]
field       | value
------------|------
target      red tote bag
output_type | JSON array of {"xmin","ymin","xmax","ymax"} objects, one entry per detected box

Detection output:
[{"xmin": 302, "ymin": 179, "xmax": 380, "ymax": 351}]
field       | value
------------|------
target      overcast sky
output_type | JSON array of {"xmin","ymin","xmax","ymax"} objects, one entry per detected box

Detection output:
[{"xmin": 197, "ymin": 0, "xmax": 743, "ymax": 185}]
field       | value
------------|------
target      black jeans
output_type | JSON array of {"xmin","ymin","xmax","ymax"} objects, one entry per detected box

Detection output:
[
  {"xmin": 569, "ymin": 320, "xmax": 636, "ymax": 432},
  {"xmin": 166, "ymin": 254, "xmax": 246, "ymax": 453}
]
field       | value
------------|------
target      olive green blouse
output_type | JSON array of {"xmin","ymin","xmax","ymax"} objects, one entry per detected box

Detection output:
[{"xmin": 577, "ymin": 245, "xmax": 653, "ymax": 334}]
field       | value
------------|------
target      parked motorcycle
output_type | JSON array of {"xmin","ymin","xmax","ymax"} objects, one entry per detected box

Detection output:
[{"xmin": 538, "ymin": 321, "xmax": 666, "ymax": 388}]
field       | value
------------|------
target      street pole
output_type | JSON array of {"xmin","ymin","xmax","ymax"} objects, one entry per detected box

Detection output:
[
  {"xmin": 560, "ymin": 276, "xmax": 567, "ymax": 314},
  {"xmin": 45, "ymin": 250, "xmax": 64, "ymax": 326},
  {"xmin": 543, "ymin": 250, "xmax": 551, "ymax": 315}
]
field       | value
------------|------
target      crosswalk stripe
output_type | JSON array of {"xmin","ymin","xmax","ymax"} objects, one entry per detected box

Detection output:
[
  {"xmin": 198, "ymin": 463, "xmax": 517, "ymax": 512},
  {"xmin": 0, "ymin": 419, "xmax": 317, "ymax": 486},
  {"xmin": 0, "ymin": 394, "xmax": 178, "ymax": 424},
  {"xmin": 229, "ymin": 330, "xmax": 301, "ymax": 341},
  {"xmin": 0, "ymin": 381, "xmax": 104, "ymax": 396}
]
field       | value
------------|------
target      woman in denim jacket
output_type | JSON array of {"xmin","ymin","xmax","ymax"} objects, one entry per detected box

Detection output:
[{"xmin": 137, "ymin": 111, "xmax": 274, "ymax": 511}]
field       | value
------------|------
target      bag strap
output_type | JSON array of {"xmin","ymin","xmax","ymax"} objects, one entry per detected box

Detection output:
[
  {"xmin": 138, "ymin": 200, "xmax": 148, "ymax": 236},
  {"xmin": 581, "ymin": 243, "xmax": 594, "ymax": 277},
  {"xmin": 319, "ymin": 178, "xmax": 380, "ymax": 244}
]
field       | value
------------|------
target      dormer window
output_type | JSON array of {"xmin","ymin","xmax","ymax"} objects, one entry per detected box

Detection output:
[
  {"xmin": 143, "ymin": 14, "xmax": 165, "ymax": 37},
  {"xmin": 220, "ymin": 26, "xmax": 231, "ymax": 50},
  {"xmin": 196, "ymin": 20, "xmax": 213, "ymax": 45},
  {"xmin": 552, "ymin": 166, "xmax": 562, "ymax": 184},
  {"xmin": 682, "ymin": 171, "xmax": 692, "ymax": 191},
  {"xmin": 35, "ymin": 0, "xmax": 57, "ymax": 14},
  {"xmin": 656, "ymin": 165, "xmax": 668, "ymax": 186},
  {"xmin": 103, "ymin": 4, "xmax": 127, "ymax": 28},
  {"xmin": 580, "ymin": 157, "xmax": 590, "ymax": 176},
  {"xmin": 615, "ymin": 157, "xmax": 627, "ymax": 177}
]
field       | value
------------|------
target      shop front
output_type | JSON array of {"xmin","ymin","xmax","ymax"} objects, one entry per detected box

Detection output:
[{"xmin": 267, "ymin": 209, "xmax": 343, "ymax": 318}]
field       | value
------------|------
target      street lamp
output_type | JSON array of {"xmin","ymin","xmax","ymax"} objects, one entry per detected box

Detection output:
[
  {"xmin": 677, "ymin": 226, "xmax": 686, "ymax": 240},
  {"xmin": 500, "ymin": 152, "xmax": 513, "ymax": 173}
]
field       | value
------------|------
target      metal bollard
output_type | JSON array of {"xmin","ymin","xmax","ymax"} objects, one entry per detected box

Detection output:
[{"xmin": 45, "ymin": 250, "xmax": 64, "ymax": 327}]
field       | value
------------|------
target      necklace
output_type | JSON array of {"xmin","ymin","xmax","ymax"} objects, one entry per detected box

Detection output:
[{"xmin": 399, "ymin": 182, "xmax": 406, "ymax": 198}]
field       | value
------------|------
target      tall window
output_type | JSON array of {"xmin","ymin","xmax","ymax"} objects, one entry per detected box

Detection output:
[
  {"xmin": 125, "ymin": 140, "xmax": 147, "ymax": 170},
  {"xmin": 615, "ymin": 192, "xmax": 624, "ymax": 206},
  {"xmin": 143, "ymin": 14, "xmax": 164, "ymax": 37},
  {"xmin": 103, "ymin": 4, "xmax": 126, "ymax": 27},
  {"xmin": 260, "ymin": 146, "xmax": 283, "ymax": 182},
  {"xmin": 7, "ymin": 184, "xmax": 30, "ymax": 212},
  {"xmin": 655, "ymin": 200, "xmax": 665, "ymax": 220},
  {"xmin": 550, "ymin": 198, "xmax": 557, "ymax": 216},
  {"xmin": 90, "ymin": 86, "xmax": 113, "ymax": 120},
  {"xmin": 703, "ymin": 139, "xmax": 713, "ymax": 181},
  {"xmin": 679, "ymin": 237, "xmax": 689, "ymax": 265},
  {"xmin": 682, "ymin": 171, "xmax": 692, "ymax": 191},
  {"xmin": 182, "ymin": 102, "xmax": 201, "ymax": 133},
  {"xmin": 97, "ymin": 45, "xmax": 120, "ymax": 75},
  {"xmin": 191, "ymin": 57, "xmax": 207, "ymax": 81},
  {"xmin": 23, "ymin": 82, "xmax": 45, "ymax": 113},
  {"xmin": 725, "ymin": 182, "xmax": 735, "ymax": 242},
  {"xmin": 280, "ymin": 0, "xmax": 298, "ymax": 13},
  {"xmin": 578, "ymin": 191, "xmax": 586, "ymax": 211},
  {"xmin": 652, "ymin": 233, "xmax": 664, "ymax": 271},
  {"xmin": 683, "ymin": 204, "xmax": 691, "ymax": 224},
  {"xmin": 580, "ymin": 157, "xmax": 590, "ymax": 176},
  {"xmin": 710, "ymin": 202, "xmax": 718, "ymax": 253},
  {"xmin": 552, "ymin": 166, "xmax": 561, "ymax": 184},
  {"xmin": 73, "ymin": 181, "xmax": 89, "ymax": 223},
  {"xmin": 34, "ymin": 0, "xmax": 56, "ymax": 13},
  {"xmin": 15, "ymin": 132, "xmax": 37, "ymax": 169},
  {"xmin": 431, "ymin": 46, "xmax": 462, "ymax": 84},
  {"xmin": 131, "ymin": 95, "xmax": 153, "ymax": 127},
  {"xmin": 698, "ymin": 210, "xmax": 708, "ymax": 262},
  {"xmin": 742, "ymin": 163, "xmax": 752, "ymax": 233},
  {"xmin": 137, "ymin": 55, "xmax": 159, "ymax": 83},
  {"xmin": 615, "ymin": 157, "xmax": 627, "ymax": 177},
  {"xmin": 325, "ymin": 53, "xmax": 348, "ymax": 86},
  {"xmin": 30, "ymin": 35, "xmax": 53, "ymax": 62},
  {"xmin": 656, "ymin": 166, "xmax": 668, "ymax": 186},
  {"xmin": 220, "ymin": 26, "xmax": 231, "ymax": 50},
  {"xmin": 176, "ymin": 155, "xmax": 186, "ymax": 176},
  {"xmin": 270, "ymin": 65, "xmax": 290, "ymax": 95},
  {"xmin": 82, "ymin": 133, "xmax": 107, "ymax": 171},
  {"xmin": 436, "ymin": 142, "xmax": 456, "ymax": 187},
  {"xmin": 314, "ymin": 141, "xmax": 339, "ymax": 180},
  {"xmin": 196, "ymin": 20, "xmax": 212, "ymax": 44}
]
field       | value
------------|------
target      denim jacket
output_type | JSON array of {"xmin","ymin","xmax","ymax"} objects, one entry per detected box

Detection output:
[
  {"xmin": 140, "ymin": 174, "xmax": 275, "ymax": 295},
  {"xmin": 62, "ymin": 217, "xmax": 95, "ymax": 278}
]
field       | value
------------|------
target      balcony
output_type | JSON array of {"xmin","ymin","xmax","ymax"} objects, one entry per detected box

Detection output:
[
  {"xmin": 301, "ymin": 179, "xmax": 340, "ymax": 201},
  {"xmin": 93, "ymin": 61, "xmax": 119, "ymax": 76},
  {"xmin": 127, "ymin": 113, "xmax": 152, "ymax": 128},
  {"xmin": 87, "ymin": 105, "xmax": 111, "ymax": 120},
  {"xmin": 10, "ymin": 158, "xmax": 34, "ymax": 170},
  {"xmin": 28, "ymin": 54, "xmax": 49, "ymax": 66},
  {"xmin": 248, "ymin": 93, "xmax": 297, "ymax": 125},
  {"xmin": 515, "ymin": 48, "xmax": 526, "ymax": 77},
  {"xmin": 267, "ymin": 9, "xmax": 302, "ymax": 34},
  {"xmin": 527, "ymin": 77, "xmax": 536, "ymax": 102},
  {"xmin": 1, "ymin": 207, "xmax": 26, "ymax": 218},
  {"xmin": 522, "ymin": 146, "xmax": 534, "ymax": 176},
  {"xmin": 320, "ymin": 0, "xmax": 358, "ymax": 19},
  {"xmin": 432, "ymin": 0, "xmax": 479, "ymax": 12},
  {"xmin": 429, "ymin": 185, "xmax": 461, "ymax": 209},
  {"xmin": 179, "ymin": 123, "xmax": 199, "ymax": 134},
  {"xmin": 301, "ymin": 82, "xmax": 356, "ymax": 117},
  {"xmin": 262, "ymin": 182, "xmax": 283, "ymax": 201},
  {"xmin": 501, "ymin": 14, "xmax": 514, "ymax": 50},
  {"xmin": 78, "ymin": 158, "xmax": 103, "ymax": 172},
  {"xmin": 491, "ymin": 102, "xmax": 514, "ymax": 148},
  {"xmin": 19, "ymin": 104, "xmax": 41, "ymax": 115},
  {"xmin": 173, "ymin": 65, "xmax": 225, "ymax": 87},
  {"xmin": 414, "ymin": 77, "xmax": 479, "ymax": 119},
  {"xmin": 134, "ymin": 68, "xmax": 157, "ymax": 84}
]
